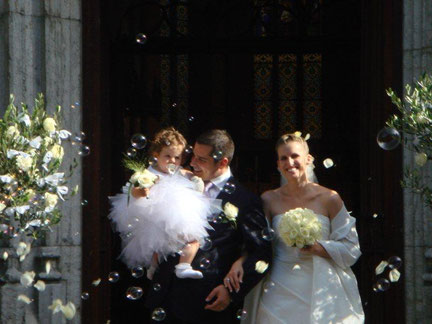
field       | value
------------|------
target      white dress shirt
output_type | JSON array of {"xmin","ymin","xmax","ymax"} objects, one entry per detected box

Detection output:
[{"xmin": 204, "ymin": 167, "xmax": 232, "ymax": 199}]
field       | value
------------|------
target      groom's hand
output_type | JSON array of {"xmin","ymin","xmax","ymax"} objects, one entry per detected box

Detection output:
[{"xmin": 204, "ymin": 285, "xmax": 231, "ymax": 312}]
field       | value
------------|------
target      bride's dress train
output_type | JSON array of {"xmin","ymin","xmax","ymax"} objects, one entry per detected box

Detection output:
[{"xmin": 243, "ymin": 206, "xmax": 364, "ymax": 324}]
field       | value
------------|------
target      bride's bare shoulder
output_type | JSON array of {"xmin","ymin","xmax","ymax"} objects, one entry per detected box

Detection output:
[
  {"xmin": 310, "ymin": 184, "xmax": 343, "ymax": 218},
  {"xmin": 261, "ymin": 188, "xmax": 281, "ymax": 202}
]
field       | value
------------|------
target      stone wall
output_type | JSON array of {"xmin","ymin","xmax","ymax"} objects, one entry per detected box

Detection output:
[
  {"xmin": 403, "ymin": 1, "xmax": 432, "ymax": 323},
  {"xmin": 0, "ymin": 1, "xmax": 82, "ymax": 323}
]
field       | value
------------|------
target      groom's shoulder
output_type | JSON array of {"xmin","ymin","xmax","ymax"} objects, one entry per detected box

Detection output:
[{"xmin": 229, "ymin": 178, "xmax": 261, "ymax": 202}]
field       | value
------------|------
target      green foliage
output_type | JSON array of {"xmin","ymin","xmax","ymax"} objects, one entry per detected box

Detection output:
[
  {"xmin": 0, "ymin": 94, "xmax": 79, "ymax": 239},
  {"xmin": 386, "ymin": 73, "xmax": 432, "ymax": 208}
]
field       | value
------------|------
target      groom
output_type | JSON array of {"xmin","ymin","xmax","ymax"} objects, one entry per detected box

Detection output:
[{"xmin": 145, "ymin": 129, "xmax": 272, "ymax": 323}]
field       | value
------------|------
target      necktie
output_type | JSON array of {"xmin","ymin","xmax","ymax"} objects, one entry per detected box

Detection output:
[{"xmin": 204, "ymin": 181, "xmax": 214, "ymax": 198}]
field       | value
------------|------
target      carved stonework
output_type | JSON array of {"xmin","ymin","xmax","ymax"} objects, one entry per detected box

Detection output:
[
  {"xmin": 0, "ymin": 0, "xmax": 82, "ymax": 323},
  {"xmin": 403, "ymin": 1, "xmax": 432, "ymax": 323}
]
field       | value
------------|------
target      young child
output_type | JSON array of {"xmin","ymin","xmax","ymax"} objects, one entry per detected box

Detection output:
[{"xmin": 109, "ymin": 127, "xmax": 217, "ymax": 280}]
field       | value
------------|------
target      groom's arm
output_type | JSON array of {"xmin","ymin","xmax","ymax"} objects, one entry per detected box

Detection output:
[{"xmin": 230, "ymin": 193, "xmax": 272, "ymax": 303}]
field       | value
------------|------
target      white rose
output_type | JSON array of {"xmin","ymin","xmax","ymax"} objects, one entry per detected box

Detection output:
[
  {"xmin": 255, "ymin": 260, "xmax": 269, "ymax": 274},
  {"xmin": 6, "ymin": 125, "xmax": 20, "ymax": 139},
  {"xmin": 44, "ymin": 192, "xmax": 58, "ymax": 208},
  {"xmin": 130, "ymin": 169, "xmax": 158, "ymax": 188},
  {"xmin": 44, "ymin": 136, "xmax": 54, "ymax": 146},
  {"xmin": 50, "ymin": 144, "xmax": 64, "ymax": 159},
  {"xmin": 0, "ymin": 203, "xmax": 6, "ymax": 212},
  {"xmin": 43, "ymin": 118, "xmax": 57, "ymax": 132},
  {"xmin": 414, "ymin": 152, "xmax": 428, "ymax": 166},
  {"xmin": 223, "ymin": 202, "xmax": 238, "ymax": 221},
  {"xmin": 16, "ymin": 155, "xmax": 33, "ymax": 171}
]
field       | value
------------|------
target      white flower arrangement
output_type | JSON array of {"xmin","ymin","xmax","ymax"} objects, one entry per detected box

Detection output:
[
  {"xmin": 0, "ymin": 94, "xmax": 80, "ymax": 239},
  {"xmin": 278, "ymin": 208, "xmax": 322, "ymax": 248},
  {"xmin": 129, "ymin": 169, "xmax": 158, "ymax": 188}
]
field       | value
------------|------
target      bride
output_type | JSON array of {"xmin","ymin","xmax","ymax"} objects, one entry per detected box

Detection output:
[{"xmin": 224, "ymin": 133, "xmax": 364, "ymax": 323}]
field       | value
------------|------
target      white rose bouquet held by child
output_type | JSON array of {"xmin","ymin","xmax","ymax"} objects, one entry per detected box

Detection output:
[
  {"xmin": 109, "ymin": 127, "xmax": 220, "ymax": 280},
  {"xmin": 278, "ymin": 207, "xmax": 322, "ymax": 248}
]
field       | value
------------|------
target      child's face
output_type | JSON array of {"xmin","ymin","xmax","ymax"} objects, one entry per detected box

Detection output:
[{"xmin": 154, "ymin": 144, "xmax": 184, "ymax": 173}]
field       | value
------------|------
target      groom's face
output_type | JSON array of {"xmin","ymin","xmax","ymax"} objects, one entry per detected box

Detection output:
[{"xmin": 190, "ymin": 143, "xmax": 221, "ymax": 181}]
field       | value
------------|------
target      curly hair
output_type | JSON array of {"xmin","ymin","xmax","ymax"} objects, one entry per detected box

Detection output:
[{"xmin": 149, "ymin": 127, "xmax": 187, "ymax": 154}]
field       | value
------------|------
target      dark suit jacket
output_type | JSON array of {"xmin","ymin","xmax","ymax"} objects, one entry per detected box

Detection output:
[{"xmin": 145, "ymin": 177, "xmax": 272, "ymax": 323}]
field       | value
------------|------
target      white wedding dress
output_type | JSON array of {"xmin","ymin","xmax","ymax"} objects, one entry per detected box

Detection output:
[{"xmin": 243, "ymin": 206, "xmax": 364, "ymax": 324}]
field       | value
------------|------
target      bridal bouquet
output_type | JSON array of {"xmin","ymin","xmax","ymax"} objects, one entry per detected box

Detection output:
[
  {"xmin": 278, "ymin": 208, "xmax": 322, "ymax": 248},
  {"xmin": 0, "ymin": 94, "xmax": 79, "ymax": 239}
]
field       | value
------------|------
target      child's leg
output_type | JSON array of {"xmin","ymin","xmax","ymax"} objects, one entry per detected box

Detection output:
[
  {"xmin": 146, "ymin": 252, "xmax": 158, "ymax": 280},
  {"xmin": 179, "ymin": 240, "xmax": 200, "ymax": 264},
  {"xmin": 175, "ymin": 240, "xmax": 203, "ymax": 279}
]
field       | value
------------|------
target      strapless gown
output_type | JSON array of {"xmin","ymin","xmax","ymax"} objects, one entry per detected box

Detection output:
[{"xmin": 243, "ymin": 207, "xmax": 364, "ymax": 324}]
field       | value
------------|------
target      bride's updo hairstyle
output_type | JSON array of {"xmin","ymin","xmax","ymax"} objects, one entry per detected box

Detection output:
[
  {"xmin": 275, "ymin": 133, "xmax": 310, "ymax": 155},
  {"xmin": 149, "ymin": 127, "xmax": 187, "ymax": 155}
]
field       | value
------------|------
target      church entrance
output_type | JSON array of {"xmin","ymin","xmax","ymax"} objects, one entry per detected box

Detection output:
[{"xmin": 82, "ymin": 1, "xmax": 404, "ymax": 323}]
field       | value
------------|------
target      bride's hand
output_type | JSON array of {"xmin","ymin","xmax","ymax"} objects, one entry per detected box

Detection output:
[
  {"xmin": 299, "ymin": 242, "xmax": 330, "ymax": 258},
  {"xmin": 224, "ymin": 258, "xmax": 244, "ymax": 293}
]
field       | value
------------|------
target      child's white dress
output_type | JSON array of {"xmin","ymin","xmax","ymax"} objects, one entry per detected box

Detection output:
[{"xmin": 108, "ymin": 166, "xmax": 218, "ymax": 268}]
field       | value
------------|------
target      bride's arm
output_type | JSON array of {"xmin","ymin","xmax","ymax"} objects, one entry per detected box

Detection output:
[
  {"xmin": 224, "ymin": 254, "xmax": 246, "ymax": 293},
  {"xmin": 315, "ymin": 192, "xmax": 362, "ymax": 268}
]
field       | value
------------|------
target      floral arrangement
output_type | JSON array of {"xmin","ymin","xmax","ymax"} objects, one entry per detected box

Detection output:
[
  {"xmin": 0, "ymin": 94, "xmax": 79, "ymax": 239},
  {"xmin": 386, "ymin": 73, "xmax": 432, "ymax": 208},
  {"xmin": 278, "ymin": 208, "xmax": 322, "ymax": 248}
]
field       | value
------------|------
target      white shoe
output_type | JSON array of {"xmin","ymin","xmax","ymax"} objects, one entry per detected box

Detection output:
[{"xmin": 175, "ymin": 263, "xmax": 203, "ymax": 279}]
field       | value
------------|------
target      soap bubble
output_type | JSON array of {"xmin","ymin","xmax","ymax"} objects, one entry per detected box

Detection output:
[
  {"xmin": 151, "ymin": 308, "xmax": 166, "ymax": 321},
  {"xmin": 131, "ymin": 134, "xmax": 147, "ymax": 149},
  {"xmin": 377, "ymin": 127, "xmax": 401, "ymax": 150},
  {"xmin": 108, "ymin": 272, "xmax": 120, "ymax": 283},
  {"xmin": 126, "ymin": 286, "xmax": 143, "ymax": 300},
  {"xmin": 131, "ymin": 266, "xmax": 145, "ymax": 278},
  {"xmin": 261, "ymin": 227, "xmax": 275, "ymax": 241},
  {"xmin": 136, "ymin": 33, "xmax": 148, "ymax": 44}
]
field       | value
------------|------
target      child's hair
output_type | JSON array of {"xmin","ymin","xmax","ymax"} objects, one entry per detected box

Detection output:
[{"xmin": 149, "ymin": 127, "xmax": 187, "ymax": 154}]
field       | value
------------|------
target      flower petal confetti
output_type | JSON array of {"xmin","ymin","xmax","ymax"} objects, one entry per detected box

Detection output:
[
  {"xmin": 2, "ymin": 252, "xmax": 8, "ymax": 261},
  {"xmin": 375, "ymin": 260, "xmax": 388, "ymax": 275},
  {"xmin": 17, "ymin": 294, "xmax": 33, "ymax": 304},
  {"xmin": 46, "ymin": 261, "xmax": 51, "ymax": 274},
  {"xmin": 34, "ymin": 280, "xmax": 46, "ymax": 291},
  {"xmin": 389, "ymin": 269, "xmax": 401, "ymax": 282},
  {"xmin": 323, "ymin": 158, "xmax": 334, "ymax": 169},
  {"xmin": 255, "ymin": 261, "xmax": 269, "ymax": 274},
  {"xmin": 92, "ymin": 278, "xmax": 101, "ymax": 286},
  {"xmin": 20, "ymin": 271, "xmax": 36, "ymax": 287}
]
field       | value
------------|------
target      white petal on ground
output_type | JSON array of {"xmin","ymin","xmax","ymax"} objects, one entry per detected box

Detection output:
[
  {"xmin": 323, "ymin": 158, "xmax": 334, "ymax": 168},
  {"xmin": 2, "ymin": 252, "xmax": 8, "ymax": 260},
  {"xmin": 375, "ymin": 260, "xmax": 388, "ymax": 275}
]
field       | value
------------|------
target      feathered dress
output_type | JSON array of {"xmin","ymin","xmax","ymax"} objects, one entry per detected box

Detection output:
[{"xmin": 108, "ymin": 166, "xmax": 218, "ymax": 268}]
